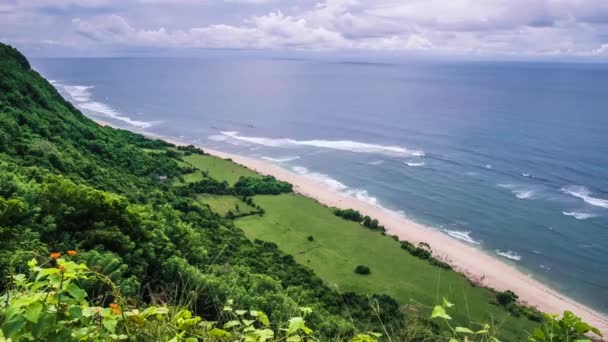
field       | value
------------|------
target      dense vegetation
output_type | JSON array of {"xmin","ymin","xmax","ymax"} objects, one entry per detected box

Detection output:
[
  {"xmin": 0, "ymin": 43, "xmax": 602, "ymax": 341},
  {"xmin": 0, "ymin": 42, "xmax": 408, "ymax": 339}
]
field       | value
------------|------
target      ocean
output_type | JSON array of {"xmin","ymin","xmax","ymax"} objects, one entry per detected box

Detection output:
[{"xmin": 32, "ymin": 57, "xmax": 608, "ymax": 313}]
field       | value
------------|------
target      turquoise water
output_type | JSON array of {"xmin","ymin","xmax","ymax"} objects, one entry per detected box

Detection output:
[{"xmin": 33, "ymin": 58, "xmax": 608, "ymax": 312}]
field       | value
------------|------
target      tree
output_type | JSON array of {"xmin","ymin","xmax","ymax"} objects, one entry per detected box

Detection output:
[{"xmin": 362, "ymin": 216, "xmax": 372, "ymax": 227}]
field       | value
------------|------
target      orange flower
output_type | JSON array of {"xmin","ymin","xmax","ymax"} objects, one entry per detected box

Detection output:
[
  {"xmin": 109, "ymin": 303, "xmax": 118, "ymax": 309},
  {"xmin": 112, "ymin": 307, "xmax": 121, "ymax": 315},
  {"xmin": 50, "ymin": 252, "xmax": 61, "ymax": 259},
  {"xmin": 58, "ymin": 265, "xmax": 66, "ymax": 273},
  {"xmin": 67, "ymin": 250, "xmax": 77, "ymax": 257}
]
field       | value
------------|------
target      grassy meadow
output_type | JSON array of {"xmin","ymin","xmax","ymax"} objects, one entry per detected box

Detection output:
[{"xmin": 198, "ymin": 194, "xmax": 257, "ymax": 215}]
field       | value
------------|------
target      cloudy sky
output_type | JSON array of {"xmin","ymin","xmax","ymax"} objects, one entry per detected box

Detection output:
[{"xmin": 2, "ymin": 0, "xmax": 608, "ymax": 59}]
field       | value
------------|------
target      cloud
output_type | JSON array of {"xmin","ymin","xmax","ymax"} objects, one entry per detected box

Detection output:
[{"xmin": 7, "ymin": 0, "xmax": 608, "ymax": 57}]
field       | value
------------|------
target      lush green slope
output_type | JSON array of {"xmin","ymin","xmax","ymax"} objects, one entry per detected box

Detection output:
[
  {"xmin": 235, "ymin": 194, "xmax": 537, "ymax": 339},
  {"xmin": 0, "ymin": 42, "xmax": 415, "ymax": 340}
]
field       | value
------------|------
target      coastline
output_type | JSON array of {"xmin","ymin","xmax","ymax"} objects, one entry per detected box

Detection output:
[{"xmin": 110, "ymin": 124, "xmax": 608, "ymax": 334}]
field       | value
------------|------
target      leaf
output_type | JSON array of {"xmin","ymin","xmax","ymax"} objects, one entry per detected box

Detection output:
[
  {"xmin": 243, "ymin": 319, "xmax": 255, "ymax": 326},
  {"xmin": 235, "ymin": 310, "xmax": 247, "ymax": 315},
  {"xmin": 254, "ymin": 328, "xmax": 274, "ymax": 342},
  {"xmin": 430, "ymin": 305, "xmax": 451, "ymax": 320},
  {"xmin": 258, "ymin": 311, "xmax": 270, "ymax": 327},
  {"xmin": 286, "ymin": 336, "xmax": 301, "ymax": 342},
  {"xmin": 37, "ymin": 267, "xmax": 60, "ymax": 280},
  {"xmin": 288, "ymin": 317, "xmax": 305, "ymax": 335},
  {"xmin": 249, "ymin": 310, "xmax": 259, "ymax": 317},
  {"xmin": 223, "ymin": 320, "xmax": 241, "ymax": 329},
  {"xmin": 24, "ymin": 301, "xmax": 43, "ymax": 323},
  {"xmin": 103, "ymin": 318, "xmax": 118, "ymax": 333},
  {"xmin": 69, "ymin": 306, "xmax": 83, "ymax": 319},
  {"xmin": 299, "ymin": 307, "xmax": 313, "ymax": 315},
  {"xmin": 443, "ymin": 297, "xmax": 454, "ymax": 308},
  {"xmin": 65, "ymin": 283, "xmax": 87, "ymax": 302},
  {"xmin": 208, "ymin": 328, "xmax": 231, "ymax": 338},
  {"xmin": 455, "ymin": 327, "xmax": 475, "ymax": 334},
  {"xmin": 2, "ymin": 316, "xmax": 27, "ymax": 338}
]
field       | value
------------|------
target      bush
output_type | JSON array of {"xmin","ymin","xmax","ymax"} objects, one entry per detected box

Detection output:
[
  {"xmin": 354, "ymin": 265, "xmax": 371, "ymax": 275},
  {"xmin": 333, "ymin": 208, "xmax": 363, "ymax": 222},
  {"xmin": 496, "ymin": 290, "xmax": 518, "ymax": 306},
  {"xmin": 307, "ymin": 235, "xmax": 314, "ymax": 242}
]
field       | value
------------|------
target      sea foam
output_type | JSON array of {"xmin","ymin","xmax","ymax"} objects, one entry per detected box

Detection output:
[
  {"xmin": 261, "ymin": 156, "xmax": 301, "ymax": 163},
  {"xmin": 220, "ymin": 131, "xmax": 424, "ymax": 157},
  {"xmin": 445, "ymin": 230, "xmax": 481, "ymax": 245},
  {"xmin": 404, "ymin": 161, "xmax": 425, "ymax": 167},
  {"xmin": 562, "ymin": 211, "xmax": 597, "ymax": 220},
  {"xmin": 495, "ymin": 250, "xmax": 522, "ymax": 261},
  {"xmin": 56, "ymin": 82, "xmax": 153, "ymax": 128},
  {"xmin": 561, "ymin": 186, "xmax": 608, "ymax": 209},
  {"xmin": 497, "ymin": 184, "xmax": 536, "ymax": 200}
]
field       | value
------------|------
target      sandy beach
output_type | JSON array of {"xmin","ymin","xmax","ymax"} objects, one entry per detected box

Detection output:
[
  {"xmin": 199, "ymin": 146, "xmax": 608, "ymax": 335},
  {"xmin": 111, "ymin": 125, "xmax": 608, "ymax": 334}
]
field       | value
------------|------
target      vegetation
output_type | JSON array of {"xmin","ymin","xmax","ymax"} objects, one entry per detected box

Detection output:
[
  {"xmin": 354, "ymin": 265, "xmax": 371, "ymax": 275},
  {"xmin": 0, "ymin": 42, "xmax": 603, "ymax": 341}
]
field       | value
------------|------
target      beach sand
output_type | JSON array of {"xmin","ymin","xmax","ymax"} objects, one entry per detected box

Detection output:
[{"xmin": 109, "ymin": 125, "xmax": 608, "ymax": 334}]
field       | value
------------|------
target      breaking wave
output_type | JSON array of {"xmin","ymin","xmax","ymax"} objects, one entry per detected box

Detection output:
[
  {"xmin": 261, "ymin": 156, "xmax": 301, "ymax": 163},
  {"xmin": 291, "ymin": 166, "xmax": 380, "ymax": 207},
  {"xmin": 220, "ymin": 131, "xmax": 424, "ymax": 156},
  {"xmin": 444, "ymin": 230, "xmax": 481, "ymax": 245},
  {"xmin": 495, "ymin": 250, "xmax": 522, "ymax": 261},
  {"xmin": 562, "ymin": 211, "xmax": 597, "ymax": 220},
  {"xmin": 368, "ymin": 160, "xmax": 384, "ymax": 165},
  {"xmin": 404, "ymin": 161, "xmax": 425, "ymax": 167},
  {"xmin": 54, "ymin": 82, "xmax": 153, "ymax": 128},
  {"xmin": 497, "ymin": 184, "xmax": 536, "ymax": 200},
  {"xmin": 561, "ymin": 186, "xmax": 608, "ymax": 209}
]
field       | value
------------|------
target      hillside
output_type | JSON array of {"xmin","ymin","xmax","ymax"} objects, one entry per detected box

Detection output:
[{"xmin": 0, "ymin": 43, "xmax": 601, "ymax": 341}]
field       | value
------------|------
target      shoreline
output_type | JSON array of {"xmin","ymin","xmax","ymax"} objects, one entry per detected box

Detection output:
[{"xmin": 107, "ymin": 123, "xmax": 608, "ymax": 334}]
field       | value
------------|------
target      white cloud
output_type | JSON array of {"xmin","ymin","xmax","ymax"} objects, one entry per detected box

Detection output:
[{"xmin": 7, "ymin": 0, "xmax": 608, "ymax": 57}]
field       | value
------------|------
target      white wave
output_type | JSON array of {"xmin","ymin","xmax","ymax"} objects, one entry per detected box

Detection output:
[
  {"xmin": 445, "ymin": 230, "xmax": 481, "ymax": 245},
  {"xmin": 497, "ymin": 184, "xmax": 536, "ymax": 200},
  {"xmin": 291, "ymin": 166, "xmax": 380, "ymax": 207},
  {"xmin": 220, "ymin": 131, "xmax": 424, "ymax": 156},
  {"xmin": 540, "ymin": 265, "xmax": 551, "ymax": 270},
  {"xmin": 368, "ymin": 160, "xmax": 384, "ymax": 165},
  {"xmin": 208, "ymin": 134, "xmax": 228, "ymax": 142},
  {"xmin": 495, "ymin": 250, "xmax": 522, "ymax": 261},
  {"xmin": 562, "ymin": 211, "xmax": 597, "ymax": 220},
  {"xmin": 261, "ymin": 156, "xmax": 300, "ymax": 163},
  {"xmin": 56, "ymin": 82, "xmax": 153, "ymax": 128},
  {"xmin": 522, "ymin": 173, "xmax": 531, "ymax": 178},
  {"xmin": 561, "ymin": 186, "xmax": 608, "ymax": 209},
  {"xmin": 485, "ymin": 164, "xmax": 493, "ymax": 169},
  {"xmin": 404, "ymin": 161, "xmax": 425, "ymax": 167},
  {"xmin": 291, "ymin": 166, "xmax": 348, "ymax": 192}
]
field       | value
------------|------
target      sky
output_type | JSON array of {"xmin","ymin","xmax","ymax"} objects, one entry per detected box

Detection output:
[{"xmin": 1, "ymin": 0, "xmax": 608, "ymax": 60}]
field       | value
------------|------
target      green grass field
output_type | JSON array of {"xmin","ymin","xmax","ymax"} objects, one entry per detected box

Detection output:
[
  {"xmin": 236, "ymin": 194, "xmax": 536, "ymax": 340},
  {"xmin": 198, "ymin": 194, "xmax": 257, "ymax": 215},
  {"xmin": 182, "ymin": 153, "xmax": 259, "ymax": 184}
]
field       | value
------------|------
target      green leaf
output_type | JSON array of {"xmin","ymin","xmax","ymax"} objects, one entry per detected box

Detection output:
[
  {"xmin": 65, "ymin": 283, "xmax": 86, "ymax": 302},
  {"xmin": 430, "ymin": 305, "xmax": 451, "ymax": 320},
  {"xmin": 24, "ymin": 301, "xmax": 43, "ymax": 323},
  {"xmin": 208, "ymin": 328, "xmax": 231, "ymax": 338},
  {"xmin": 254, "ymin": 328, "xmax": 274, "ymax": 342},
  {"xmin": 287, "ymin": 317, "xmax": 306, "ymax": 335},
  {"xmin": 455, "ymin": 327, "xmax": 475, "ymax": 334},
  {"xmin": 258, "ymin": 311, "xmax": 270, "ymax": 327},
  {"xmin": 69, "ymin": 306, "xmax": 83, "ymax": 319},
  {"xmin": 2, "ymin": 316, "xmax": 27, "ymax": 338},
  {"xmin": 243, "ymin": 319, "xmax": 255, "ymax": 326},
  {"xmin": 235, "ymin": 309, "xmax": 247, "ymax": 315},
  {"xmin": 286, "ymin": 336, "xmax": 301, "ymax": 342},
  {"xmin": 443, "ymin": 297, "xmax": 454, "ymax": 308},
  {"xmin": 223, "ymin": 320, "xmax": 241, "ymax": 329},
  {"xmin": 103, "ymin": 318, "xmax": 118, "ymax": 333}
]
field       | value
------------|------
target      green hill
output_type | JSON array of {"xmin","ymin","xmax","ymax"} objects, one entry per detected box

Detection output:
[{"xmin": 0, "ymin": 42, "xmax": 598, "ymax": 341}]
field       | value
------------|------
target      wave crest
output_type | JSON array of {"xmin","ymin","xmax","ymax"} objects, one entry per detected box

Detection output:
[
  {"xmin": 444, "ymin": 230, "xmax": 480, "ymax": 245},
  {"xmin": 561, "ymin": 186, "xmax": 608, "ymax": 209},
  {"xmin": 495, "ymin": 250, "xmax": 522, "ymax": 261},
  {"xmin": 562, "ymin": 211, "xmax": 597, "ymax": 220},
  {"xmin": 261, "ymin": 156, "xmax": 300, "ymax": 163},
  {"xmin": 55, "ymin": 82, "xmax": 153, "ymax": 128},
  {"xmin": 220, "ymin": 131, "xmax": 424, "ymax": 156}
]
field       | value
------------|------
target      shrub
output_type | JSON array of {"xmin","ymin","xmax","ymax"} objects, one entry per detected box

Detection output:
[
  {"xmin": 496, "ymin": 290, "xmax": 518, "ymax": 306},
  {"xmin": 354, "ymin": 265, "xmax": 371, "ymax": 275},
  {"xmin": 307, "ymin": 235, "xmax": 314, "ymax": 242}
]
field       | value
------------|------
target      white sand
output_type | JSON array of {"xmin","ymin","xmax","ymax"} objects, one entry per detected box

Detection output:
[{"xmin": 103, "ymin": 124, "xmax": 608, "ymax": 334}]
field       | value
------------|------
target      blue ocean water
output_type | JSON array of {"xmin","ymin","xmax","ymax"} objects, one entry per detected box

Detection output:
[{"xmin": 32, "ymin": 58, "xmax": 608, "ymax": 312}]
